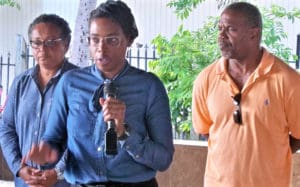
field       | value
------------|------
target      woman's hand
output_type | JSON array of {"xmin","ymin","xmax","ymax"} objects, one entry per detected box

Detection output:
[
  {"xmin": 25, "ymin": 141, "xmax": 58, "ymax": 166},
  {"xmin": 100, "ymin": 97, "xmax": 126, "ymax": 136}
]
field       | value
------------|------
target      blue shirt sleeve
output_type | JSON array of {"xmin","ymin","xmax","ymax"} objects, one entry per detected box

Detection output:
[
  {"xmin": 42, "ymin": 74, "xmax": 68, "ymax": 153},
  {"xmin": 0, "ymin": 78, "xmax": 22, "ymax": 176},
  {"xmin": 39, "ymin": 65, "xmax": 175, "ymax": 183},
  {"xmin": 121, "ymin": 74, "xmax": 174, "ymax": 171}
]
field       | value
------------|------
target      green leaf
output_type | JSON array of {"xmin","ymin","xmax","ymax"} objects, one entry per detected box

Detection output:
[
  {"xmin": 151, "ymin": 3, "xmax": 299, "ymax": 138},
  {"xmin": 0, "ymin": 0, "xmax": 20, "ymax": 9}
]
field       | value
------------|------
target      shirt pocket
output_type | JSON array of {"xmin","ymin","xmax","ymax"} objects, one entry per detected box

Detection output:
[
  {"xmin": 68, "ymin": 94, "xmax": 97, "ymax": 138},
  {"xmin": 126, "ymin": 103, "xmax": 148, "ymax": 136}
]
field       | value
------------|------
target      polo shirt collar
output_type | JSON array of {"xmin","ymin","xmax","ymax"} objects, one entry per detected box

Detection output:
[{"xmin": 216, "ymin": 47, "xmax": 274, "ymax": 79}]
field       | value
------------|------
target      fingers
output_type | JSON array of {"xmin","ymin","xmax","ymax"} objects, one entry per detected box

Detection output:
[
  {"xmin": 18, "ymin": 165, "xmax": 32, "ymax": 181},
  {"xmin": 99, "ymin": 97, "xmax": 105, "ymax": 106},
  {"xmin": 40, "ymin": 141, "xmax": 58, "ymax": 164},
  {"xmin": 22, "ymin": 143, "xmax": 59, "ymax": 187},
  {"xmin": 100, "ymin": 97, "xmax": 126, "ymax": 123},
  {"xmin": 100, "ymin": 97, "xmax": 127, "ymax": 136},
  {"xmin": 31, "ymin": 168, "xmax": 44, "ymax": 177},
  {"xmin": 29, "ymin": 169, "xmax": 57, "ymax": 187},
  {"xmin": 27, "ymin": 143, "xmax": 44, "ymax": 165},
  {"xmin": 25, "ymin": 168, "xmax": 58, "ymax": 186},
  {"xmin": 26, "ymin": 141, "xmax": 58, "ymax": 165},
  {"xmin": 19, "ymin": 166, "xmax": 43, "ymax": 185},
  {"xmin": 27, "ymin": 143, "xmax": 39, "ymax": 162},
  {"xmin": 25, "ymin": 171, "xmax": 47, "ymax": 186}
]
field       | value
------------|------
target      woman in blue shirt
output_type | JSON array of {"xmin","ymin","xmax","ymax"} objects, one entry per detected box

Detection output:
[
  {"xmin": 26, "ymin": 1, "xmax": 174, "ymax": 187},
  {"xmin": 0, "ymin": 14, "xmax": 77, "ymax": 186}
]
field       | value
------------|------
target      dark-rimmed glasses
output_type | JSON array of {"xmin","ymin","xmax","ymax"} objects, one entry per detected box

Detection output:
[
  {"xmin": 30, "ymin": 38, "xmax": 64, "ymax": 49},
  {"xmin": 87, "ymin": 35, "xmax": 121, "ymax": 47},
  {"xmin": 232, "ymin": 93, "xmax": 242, "ymax": 124}
]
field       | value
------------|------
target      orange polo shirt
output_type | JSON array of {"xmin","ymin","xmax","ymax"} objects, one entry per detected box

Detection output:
[{"xmin": 192, "ymin": 48, "xmax": 300, "ymax": 187}]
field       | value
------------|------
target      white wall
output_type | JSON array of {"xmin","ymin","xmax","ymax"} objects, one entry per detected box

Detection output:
[
  {"xmin": 0, "ymin": 0, "xmax": 79, "ymax": 55},
  {"xmin": 1, "ymin": 0, "xmax": 299, "ymax": 56},
  {"xmin": 0, "ymin": 0, "xmax": 299, "ymax": 98}
]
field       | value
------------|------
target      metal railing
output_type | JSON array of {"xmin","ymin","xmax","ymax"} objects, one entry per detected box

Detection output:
[
  {"xmin": 2, "ymin": 35, "xmax": 300, "ymax": 140},
  {"xmin": 0, "ymin": 43, "xmax": 158, "ymax": 118},
  {"xmin": 0, "ymin": 53, "xmax": 14, "ymax": 96}
]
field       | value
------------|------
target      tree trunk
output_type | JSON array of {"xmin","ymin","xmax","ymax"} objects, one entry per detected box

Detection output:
[{"xmin": 69, "ymin": 0, "xmax": 96, "ymax": 67}]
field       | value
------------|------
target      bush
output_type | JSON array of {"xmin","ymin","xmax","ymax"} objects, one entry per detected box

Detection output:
[{"xmin": 149, "ymin": 4, "xmax": 300, "ymax": 139}]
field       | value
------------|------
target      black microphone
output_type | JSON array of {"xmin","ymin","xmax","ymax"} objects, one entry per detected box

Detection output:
[{"xmin": 103, "ymin": 80, "xmax": 118, "ymax": 155}]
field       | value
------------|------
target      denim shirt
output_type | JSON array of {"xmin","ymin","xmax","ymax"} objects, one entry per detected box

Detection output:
[
  {"xmin": 0, "ymin": 60, "xmax": 77, "ymax": 186},
  {"xmin": 42, "ymin": 62, "xmax": 174, "ymax": 184}
]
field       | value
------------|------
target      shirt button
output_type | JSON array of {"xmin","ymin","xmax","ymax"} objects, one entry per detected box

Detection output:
[
  {"xmin": 36, "ymin": 113, "xmax": 40, "ymax": 117},
  {"xmin": 135, "ymin": 155, "xmax": 140, "ymax": 159},
  {"xmin": 126, "ymin": 145, "xmax": 130, "ymax": 149},
  {"xmin": 97, "ymin": 147, "xmax": 102, "ymax": 152},
  {"xmin": 34, "ymin": 131, "xmax": 38, "ymax": 135}
]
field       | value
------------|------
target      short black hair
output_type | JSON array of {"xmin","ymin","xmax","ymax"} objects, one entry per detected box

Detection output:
[
  {"xmin": 89, "ymin": 0, "xmax": 138, "ymax": 42},
  {"xmin": 224, "ymin": 2, "xmax": 262, "ymax": 29},
  {"xmin": 28, "ymin": 14, "xmax": 71, "ymax": 46}
]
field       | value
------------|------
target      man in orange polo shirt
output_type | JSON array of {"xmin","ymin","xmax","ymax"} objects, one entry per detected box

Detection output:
[{"xmin": 192, "ymin": 2, "xmax": 300, "ymax": 187}]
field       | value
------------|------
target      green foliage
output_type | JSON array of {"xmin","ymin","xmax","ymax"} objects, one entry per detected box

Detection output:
[
  {"xmin": 0, "ymin": 0, "xmax": 20, "ymax": 9},
  {"xmin": 261, "ymin": 5, "xmax": 300, "ymax": 61},
  {"xmin": 150, "ymin": 19, "xmax": 220, "ymax": 138},
  {"xmin": 167, "ymin": 0, "xmax": 236, "ymax": 19},
  {"xmin": 167, "ymin": 0, "xmax": 204, "ymax": 20},
  {"xmin": 149, "ymin": 5, "xmax": 300, "ymax": 139}
]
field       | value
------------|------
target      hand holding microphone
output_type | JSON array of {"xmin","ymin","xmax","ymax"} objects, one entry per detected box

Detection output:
[{"xmin": 101, "ymin": 80, "xmax": 126, "ymax": 155}]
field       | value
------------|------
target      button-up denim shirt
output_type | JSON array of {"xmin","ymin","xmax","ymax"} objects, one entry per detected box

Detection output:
[
  {"xmin": 42, "ymin": 62, "xmax": 174, "ymax": 184},
  {"xmin": 0, "ymin": 60, "xmax": 77, "ymax": 186}
]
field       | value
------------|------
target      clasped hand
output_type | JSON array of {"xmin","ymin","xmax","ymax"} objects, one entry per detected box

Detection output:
[{"xmin": 19, "ymin": 157, "xmax": 58, "ymax": 187}]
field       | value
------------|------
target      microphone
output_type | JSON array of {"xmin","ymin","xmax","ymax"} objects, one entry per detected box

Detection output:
[{"xmin": 103, "ymin": 80, "xmax": 118, "ymax": 155}]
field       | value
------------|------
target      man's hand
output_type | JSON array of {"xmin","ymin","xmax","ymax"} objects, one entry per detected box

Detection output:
[{"xmin": 25, "ymin": 141, "xmax": 58, "ymax": 165}]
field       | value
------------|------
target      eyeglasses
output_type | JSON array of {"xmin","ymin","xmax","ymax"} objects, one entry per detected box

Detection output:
[
  {"xmin": 30, "ymin": 38, "xmax": 64, "ymax": 49},
  {"xmin": 232, "ymin": 93, "xmax": 242, "ymax": 124},
  {"xmin": 87, "ymin": 35, "xmax": 121, "ymax": 47}
]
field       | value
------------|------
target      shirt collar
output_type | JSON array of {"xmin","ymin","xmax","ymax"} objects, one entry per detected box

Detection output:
[
  {"xmin": 91, "ymin": 60, "xmax": 130, "ymax": 81},
  {"xmin": 31, "ymin": 59, "xmax": 67, "ymax": 81},
  {"xmin": 216, "ymin": 48, "xmax": 274, "ymax": 79}
]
